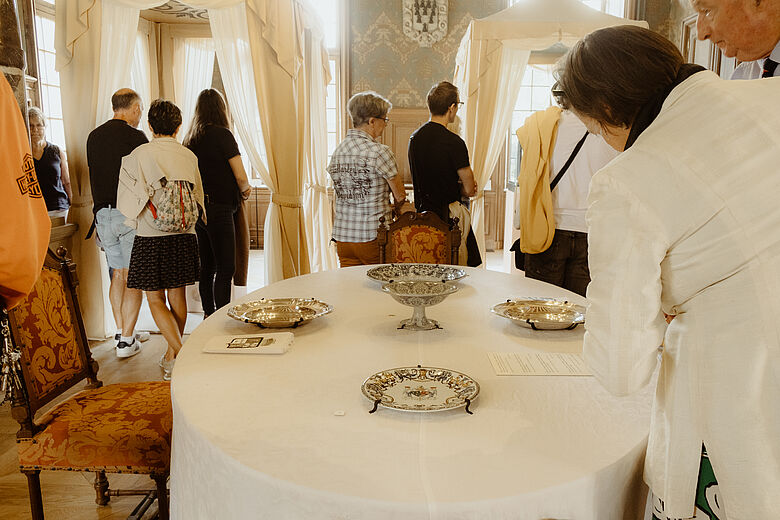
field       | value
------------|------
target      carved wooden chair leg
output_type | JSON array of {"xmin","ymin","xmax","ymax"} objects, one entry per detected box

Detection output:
[
  {"xmin": 93, "ymin": 471, "xmax": 110, "ymax": 505},
  {"xmin": 22, "ymin": 469, "xmax": 44, "ymax": 520},
  {"xmin": 152, "ymin": 473, "xmax": 169, "ymax": 520}
]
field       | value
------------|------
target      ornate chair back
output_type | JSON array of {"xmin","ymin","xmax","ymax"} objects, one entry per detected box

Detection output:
[
  {"xmin": 7, "ymin": 247, "xmax": 100, "ymax": 436},
  {"xmin": 377, "ymin": 211, "xmax": 461, "ymax": 265}
]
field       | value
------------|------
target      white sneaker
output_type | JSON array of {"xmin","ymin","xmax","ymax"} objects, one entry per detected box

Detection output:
[
  {"xmin": 115, "ymin": 331, "xmax": 151, "ymax": 343},
  {"xmin": 116, "ymin": 338, "xmax": 143, "ymax": 358},
  {"xmin": 161, "ymin": 357, "xmax": 175, "ymax": 381}
]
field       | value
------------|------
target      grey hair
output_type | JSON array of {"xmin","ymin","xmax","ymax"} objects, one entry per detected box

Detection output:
[
  {"xmin": 348, "ymin": 91, "xmax": 391, "ymax": 127},
  {"xmin": 28, "ymin": 106, "xmax": 46, "ymax": 125}
]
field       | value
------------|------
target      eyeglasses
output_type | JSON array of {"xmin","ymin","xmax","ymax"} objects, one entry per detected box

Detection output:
[{"xmin": 375, "ymin": 116, "xmax": 389, "ymax": 122}]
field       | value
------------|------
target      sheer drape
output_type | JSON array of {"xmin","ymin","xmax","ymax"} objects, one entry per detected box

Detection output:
[
  {"xmin": 454, "ymin": 38, "xmax": 529, "ymax": 262},
  {"xmin": 299, "ymin": 6, "xmax": 337, "ymax": 272},
  {"xmin": 173, "ymin": 38, "xmax": 215, "ymax": 139},
  {"xmin": 130, "ymin": 27, "xmax": 152, "ymax": 138},
  {"xmin": 210, "ymin": 1, "xmax": 311, "ymax": 283}
]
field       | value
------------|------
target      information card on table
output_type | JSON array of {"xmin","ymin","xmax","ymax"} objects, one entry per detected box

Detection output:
[{"xmin": 488, "ymin": 352, "xmax": 592, "ymax": 376}]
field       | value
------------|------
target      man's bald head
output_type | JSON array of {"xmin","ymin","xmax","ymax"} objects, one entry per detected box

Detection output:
[{"xmin": 111, "ymin": 88, "xmax": 142, "ymax": 128}]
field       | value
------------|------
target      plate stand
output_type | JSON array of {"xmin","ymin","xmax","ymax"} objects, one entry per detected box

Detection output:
[{"xmin": 398, "ymin": 305, "xmax": 441, "ymax": 330}]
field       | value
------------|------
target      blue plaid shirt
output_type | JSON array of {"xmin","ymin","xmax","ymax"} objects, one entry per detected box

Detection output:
[{"xmin": 327, "ymin": 129, "xmax": 398, "ymax": 242}]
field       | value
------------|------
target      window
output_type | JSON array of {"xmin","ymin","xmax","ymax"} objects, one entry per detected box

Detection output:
[
  {"xmin": 505, "ymin": 0, "xmax": 625, "ymax": 190},
  {"xmin": 34, "ymin": 0, "xmax": 66, "ymax": 149},
  {"xmin": 309, "ymin": 0, "xmax": 345, "ymax": 164}
]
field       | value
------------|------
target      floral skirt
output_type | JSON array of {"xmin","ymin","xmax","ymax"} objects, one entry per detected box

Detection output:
[
  {"xmin": 652, "ymin": 446, "xmax": 723, "ymax": 520},
  {"xmin": 127, "ymin": 233, "xmax": 199, "ymax": 291}
]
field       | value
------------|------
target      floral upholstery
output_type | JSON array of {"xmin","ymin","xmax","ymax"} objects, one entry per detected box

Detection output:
[
  {"xmin": 17, "ymin": 382, "xmax": 172, "ymax": 474},
  {"xmin": 390, "ymin": 225, "xmax": 448, "ymax": 263},
  {"xmin": 12, "ymin": 267, "xmax": 83, "ymax": 399}
]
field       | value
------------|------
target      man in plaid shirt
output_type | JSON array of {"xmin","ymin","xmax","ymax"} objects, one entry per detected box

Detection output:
[{"xmin": 327, "ymin": 91, "xmax": 407, "ymax": 266}]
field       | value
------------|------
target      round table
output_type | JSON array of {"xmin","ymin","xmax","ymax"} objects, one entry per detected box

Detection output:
[{"xmin": 170, "ymin": 267, "xmax": 654, "ymax": 519}]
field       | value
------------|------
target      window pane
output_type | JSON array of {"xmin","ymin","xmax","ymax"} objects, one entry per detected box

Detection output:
[
  {"xmin": 327, "ymin": 133, "xmax": 337, "ymax": 156},
  {"xmin": 326, "ymin": 84, "xmax": 336, "ymax": 109},
  {"xmin": 45, "ymin": 85, "xmax": 62, "ymax": 118},
  {"xmin": 50, "ymin": 120, "xmax": 66, "ymax": 149},
  {"xmin": 326, "ymin": 108, "xmax": 336, "ymax": 129}
]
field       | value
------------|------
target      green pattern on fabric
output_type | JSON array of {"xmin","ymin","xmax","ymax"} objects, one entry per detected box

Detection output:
[{"xmin": 652, "ymin": 446, "xmax": 722, "ymax": 520}]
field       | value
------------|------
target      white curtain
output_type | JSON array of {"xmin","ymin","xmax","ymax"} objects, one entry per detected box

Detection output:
[
  {"xmin": 299, "ymin": 5, "xmax": 337, "ymax": 272},
  {"xmin": 454, "ymin": 37, "xmax": 530, "ymax": 263},
  {"xmin": 210, "ymin": 1, "xmax": 313, "ymax": 284},
  {"xmin": 130, "ymin": 26, "xmax": 153, "ymax": 138},
  {"xmin": 172, "ymin": 38, "xmax": 215, "ymax": 140},
  {"xmin": 208, "ymin": 4, "xmax": 277, "ymax": 279}
]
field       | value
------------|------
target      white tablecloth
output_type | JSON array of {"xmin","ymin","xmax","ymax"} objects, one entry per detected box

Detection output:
[{"xmin": 170, "ymin": 267, "xmax": 654, "ymax": 519}]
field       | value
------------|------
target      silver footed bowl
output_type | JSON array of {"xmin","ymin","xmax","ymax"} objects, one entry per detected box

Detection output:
[
  {"xmin": 227, "ymin": 298, "xmax": 333, "ymax": 328},
  {"xmin": 491, "ymin": 297, "xmax": 585, "ymax": 330},
  {"xmin": 367, "ymin": 263, "xmax": 467, "ymax": 283},
  {"xmin": 382, "ymin": 280, "xmax": 459, "ymax": 307},
  {"xmin": 382, "ymin": 281, "xmax": 458, "ymax": 331}
]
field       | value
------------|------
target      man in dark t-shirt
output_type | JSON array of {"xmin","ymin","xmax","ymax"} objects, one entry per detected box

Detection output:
[
  {"xmin": 408, "ymin": 81, "xmax": 481, "ymax": 266},
  {"xmin": 86, "ymin": 88, "xmax": 149, "ymax": 358}
]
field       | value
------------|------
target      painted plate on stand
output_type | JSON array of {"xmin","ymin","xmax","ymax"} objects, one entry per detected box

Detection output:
[{"xmin": 361, "ymin": 366, "xmax": 479, "ymax": 412}]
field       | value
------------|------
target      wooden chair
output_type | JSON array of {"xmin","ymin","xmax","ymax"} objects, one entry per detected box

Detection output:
[
  {"xmin": 6, "ymin": 247, "xmax": 171, "ymax": 520},
  {"xmin": 377, "ymin": 211, "xmax": 461, "ymax": 265}
]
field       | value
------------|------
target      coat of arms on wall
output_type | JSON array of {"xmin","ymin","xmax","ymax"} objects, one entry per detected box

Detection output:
[{"xmin": 402, "ymin": 0, "xmax": 448, "ymax": 47}]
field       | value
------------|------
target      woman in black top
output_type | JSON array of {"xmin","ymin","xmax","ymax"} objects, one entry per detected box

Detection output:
[
  {"xmin": 29, "ymin": 107, "xmax": 71, "ymax": 218},
  {"xmin": 184, "ymin": 89, "xmax": 251, "ymax": 317}
]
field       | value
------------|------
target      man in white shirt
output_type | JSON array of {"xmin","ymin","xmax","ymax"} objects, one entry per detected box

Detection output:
[
  {"xmin": 515, "ymin": 109, "xmax": 617, "ymax": 296},
  {"xmin": 692, "ymin": 0, "xmax": 780, "ymax": 78}
]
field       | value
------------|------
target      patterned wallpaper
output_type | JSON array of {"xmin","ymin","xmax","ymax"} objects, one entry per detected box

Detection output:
[{"xmin": 350, "ymin": 0, "xmax": 506, "ymax": 108}]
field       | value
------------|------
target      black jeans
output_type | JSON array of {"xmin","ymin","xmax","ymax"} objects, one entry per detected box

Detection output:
[
  {"xmin": 523, "ymin": 230, "xmax": 589, "ymax": 297},
  {"xmin": 196, "ymin": 203, "xmax": 237, "ymax": 315}
]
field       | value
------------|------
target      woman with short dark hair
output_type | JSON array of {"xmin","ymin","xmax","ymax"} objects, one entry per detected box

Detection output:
[
  {"xmin": 555, "ymin": 25, "xmax": 780, "ymax": 519},
  {"xmin": 184, "ymin": 89, "xmax": 251, "ymax": 317},
  {"xmin": 118, "ymin": 99, "xmax": 204, "ymax": 380}
]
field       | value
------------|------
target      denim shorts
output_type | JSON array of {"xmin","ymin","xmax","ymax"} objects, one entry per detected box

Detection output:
[{"xmin": 95, "ymin": 207, "xmax": 136, "ymax": 269}]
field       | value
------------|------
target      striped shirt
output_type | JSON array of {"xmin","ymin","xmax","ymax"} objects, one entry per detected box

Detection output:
[{"xmin": 327, "ymin": 129, "xmax": 397, "ymax": 242}]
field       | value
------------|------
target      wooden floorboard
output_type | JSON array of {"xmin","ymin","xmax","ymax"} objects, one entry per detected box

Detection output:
[{"xmin": 0, "ymin": 334, "xmax": 172, "ymax": 520}]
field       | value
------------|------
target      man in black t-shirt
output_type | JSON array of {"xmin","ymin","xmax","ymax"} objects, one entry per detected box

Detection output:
[
  {"xmin": 86, "ymin": 88, "xmax": 149, "ymax": 358},
  {"xmin": 408, "ymin": 81, "xmax": 481, "ymax": 266}
]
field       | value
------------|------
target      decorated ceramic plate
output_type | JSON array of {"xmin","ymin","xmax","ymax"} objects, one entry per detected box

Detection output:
[
  {"xmin": 361, "ymin": 366, "xmax": 479, "ymax": 412},
  {"xmin": 491, "ymin": 298, "xmax": 585, "ymax": 330},
  {"xmin": 367, "ymin": 263, "xmax": 467, "ymax": 283},
  {"xmin": 227, "ymin": 298, "xmax": 333, "ymax": 328}
]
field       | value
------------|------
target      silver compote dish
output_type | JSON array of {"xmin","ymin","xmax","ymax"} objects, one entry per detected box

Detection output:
[
  {"xmin": 227, "ymin": 298, "xmax": 333, "ymax": 328},
  {"xmin": 491, "ymin": 297, "xmax": 585, "ymax": 330},
  {"xmin": 367, "ymin": 263, "xmax": 466, "ymax": 284},
  {"xmin": 382, "ymin": 280, "xmax": 458, "ymax": 330}
]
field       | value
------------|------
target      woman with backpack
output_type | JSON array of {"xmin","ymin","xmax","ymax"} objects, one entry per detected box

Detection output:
[
  {"xmin": 183, "ymin": 89, "xmax": 251, "ymax": 318},
  {"xmin": 118, "ymin": 99, "xmax": 204, "ymax": 380}
]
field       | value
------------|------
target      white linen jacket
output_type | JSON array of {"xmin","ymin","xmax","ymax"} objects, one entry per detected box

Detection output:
[
  {"xmin": 117, "ymin": 136, "xmax": 204, "ymax": 236},
  {"xmin": 584, "ymin": 71, "xmax": 780, "ymax": 519}
]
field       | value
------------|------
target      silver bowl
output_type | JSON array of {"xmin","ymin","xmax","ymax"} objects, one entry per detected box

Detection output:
[
  {"xmin": 491, "ymin": 298, "xmax": 585, "ymax": 330},
  {"xmin": 367, "ymin": 263, "xmax": 467, "ymax": 284},
  {"xmin": 382, "ymin": 281, "xmax": 458, "ymax": 330},
  {"xmin": 227, "ymin": 298, "xmax": 333, "ymax": 328}
]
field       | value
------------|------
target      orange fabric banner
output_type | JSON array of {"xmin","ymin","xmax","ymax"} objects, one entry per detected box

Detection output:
[{"xmin": 0, "ymin": 75, "xmax": 51, "ymax": 309}]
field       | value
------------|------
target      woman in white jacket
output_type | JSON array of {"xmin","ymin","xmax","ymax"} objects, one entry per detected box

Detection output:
[
  {"xmin": 554, "ymin": 26, "xmax": 780, "ymax": 520},
  {"xmin": 118, "ymin": 99, "xmax": 204, "ymax": 380}
]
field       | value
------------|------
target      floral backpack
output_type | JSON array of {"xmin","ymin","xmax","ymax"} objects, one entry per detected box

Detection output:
[{"xmin": 146, "ymin": 178, "xmax": 199, "ymax": 233}]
